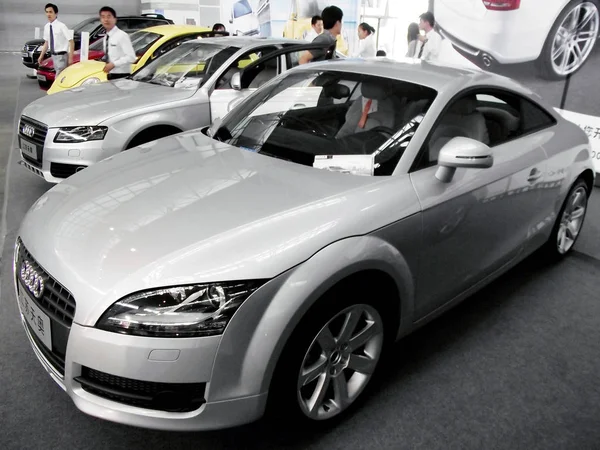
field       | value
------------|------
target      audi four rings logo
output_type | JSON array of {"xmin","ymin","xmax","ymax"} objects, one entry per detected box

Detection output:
[
  {"xmin": 21, "ymin": 124, "xmax": 35, "ymax": 138},
  {"xmin": 20, "ymin": 260, "xmax": 45, "ymax": 299}
]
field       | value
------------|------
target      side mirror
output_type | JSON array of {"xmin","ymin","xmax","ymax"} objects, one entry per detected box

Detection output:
[
  {"xmin": 435, "ymin": 137, "xmax": 493, "ymax": 183},
  {"xmin": 230, "ymin": 72, "xmax": 242, "ymax": 91}
]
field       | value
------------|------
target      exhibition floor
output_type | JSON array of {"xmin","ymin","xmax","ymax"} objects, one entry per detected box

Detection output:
[{"xmin": 1, "ymin": 53, "xmax": 600, "ymax": 449}]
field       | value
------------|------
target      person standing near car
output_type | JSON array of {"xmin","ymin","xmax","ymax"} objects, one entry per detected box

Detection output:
[
  {"xmin": 354, "ymin": 22, "xmax": 377, "ymax": 58},
  {"xmin": 38, "ymin": 3, "xmax": 74, "ymax": 75},
  {"xmin": 305, "ymin": 15, "xmax": 323, "ymax": 42},
  {"xmin": 298, "ymin": 6, "xmax": 343, "ymax": 64},
  {"xmin": 416, "ymin": 12, "xmax": 442, "ymax": 62},
  {"xmin": 99, "ymin": 6, "xmax": 136, "ymax": 80}
]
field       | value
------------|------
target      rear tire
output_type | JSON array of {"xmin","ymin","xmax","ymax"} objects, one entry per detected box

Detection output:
[
  {"xmin": 541, "ymin": 179, "xmax": 589, "ymax": 259},
  {"xmin": 537, "ymin": 0, "xmax": 600, "ymax": 80}
]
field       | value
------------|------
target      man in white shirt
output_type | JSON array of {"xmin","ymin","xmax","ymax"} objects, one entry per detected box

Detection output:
[
  {"xmin": 416, "ymin": 11, "xmax": 442, "ymax": 62},
  {"xmin": 304, "ymin": 15, "xmax": 323, "ymax": 42},
  {"xmin": 38, "ymin": 3, "xmax": 74, "ymax": 75},
  {"xmin": 99, "ymin": 6, "xmax": 137, "ymax": 80}
]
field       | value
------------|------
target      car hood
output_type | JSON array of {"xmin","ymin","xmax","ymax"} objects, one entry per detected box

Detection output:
[
  {"xmin": 25, "ymin": 39, "xmax": 45, "ymax": 46},
  {"xmin": 20, "ymin": 79, "xmax": 196, "ymax": 127},
  {"xmin": 19, "ymin": 131, "xmax": 417, "ymax": 323}
]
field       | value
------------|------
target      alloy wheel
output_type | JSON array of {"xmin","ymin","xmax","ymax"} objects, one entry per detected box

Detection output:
[
  {"xmin": 297, "ymin": 304, "xmax": 384, "ymax": 420},
  {"xmin": 551, "ymin": 2, "xmax": 599, "ymax": 76},
  {"xmin": 557, "ymin": 186, "xmax": 587, "ymax": 254}
]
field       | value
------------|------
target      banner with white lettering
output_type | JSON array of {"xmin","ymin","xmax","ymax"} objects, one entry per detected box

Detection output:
[{"xmin": 555, "ymin": 108, "xmax": 600, "ymax": 173}]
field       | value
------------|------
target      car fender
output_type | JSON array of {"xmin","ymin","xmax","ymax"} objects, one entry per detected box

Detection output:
[
  {"xmin": 207, "ymin": 232, "xmax": 418, "ymax": 403},
  {"xmin": 100, "ymin": 98, "xmax": 211, "ymax": 150}
]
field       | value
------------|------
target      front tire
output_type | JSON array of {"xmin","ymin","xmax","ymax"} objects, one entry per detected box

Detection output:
[
  {"xmin": 268, "ymin": 287, "xmax": 387, "ymax": 428},
  {"xmin": 537, "ymin": 0, "xmax": 600, "ymax": 80}
]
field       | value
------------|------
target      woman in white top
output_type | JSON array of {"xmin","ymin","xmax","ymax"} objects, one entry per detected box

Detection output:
[
  {"xmin": 354, "ymin": 23, "xmax": 377, "ymax": 58},
  {"xmin": 406, "ymin": 22, "xmax": 420, "ymax": 58}
]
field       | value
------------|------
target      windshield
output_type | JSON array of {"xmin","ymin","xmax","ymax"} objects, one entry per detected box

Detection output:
[
  {"xmin": 233, "ymin": 0, "xmax": 253, "ymax": 18},
  {"xmin": 130, "ymin": 31, "xmax": 162, "ymax": 56},
  {"xmin": 73, "ymin": 18, "xmax": 101, "ymax": 35},
  {"xmin": 87, "ymin": 30, "xmax": 161, "ymax": 56},
  {"xmin": 214, "ymin": 70, "xmax": 437, "ymax": 176},
  {"xmin": 131, "ymin": 42, "xmax": 239, "ymax": 89}
]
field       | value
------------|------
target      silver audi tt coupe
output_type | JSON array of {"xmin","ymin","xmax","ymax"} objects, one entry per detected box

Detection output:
[{"xmin": 14, "ymin": 58, "xmax": 594, "ymax": 431}]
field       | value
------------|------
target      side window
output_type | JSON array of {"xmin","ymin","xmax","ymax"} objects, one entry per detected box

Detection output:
[
  {"xmin": 154, "ymin": 35, "xmax": 197, "ymax": 59},
  {"xmin": 417, "ymin": 90, "xmax": 555, "ymax": 170},
  {"xmin": 520, "ymin": 98, "xmax": 556, "ymax": 134},
  {"xmin": 116, "ymin": 19, "xmax": 130, "ymax": 30},
  {"xmin": 216, "ymin": 47, "xmax": 278, "ymax": 90}
]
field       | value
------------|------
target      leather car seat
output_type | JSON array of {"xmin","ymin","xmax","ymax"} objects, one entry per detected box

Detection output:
[
  {"xmin": 336, "ymin": 81, "xmax": 396, "ymax": 138},
  {"xmin": 428, "ymin": 96, "xmax": 489, "ymax": 162}
]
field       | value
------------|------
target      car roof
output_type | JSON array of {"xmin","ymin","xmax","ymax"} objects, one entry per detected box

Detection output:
[
  {"xmin": 300, "ymin": 57, "xmax": 534, "ymax": 96},
  {"xmin": 141, "ymin": 24, "xmax": 212, "ymax": 36}
]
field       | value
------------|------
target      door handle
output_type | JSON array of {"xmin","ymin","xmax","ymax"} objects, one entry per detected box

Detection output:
[{"xmin": 527, "ymin": 168, "xmax": 542, "ymax": 183}]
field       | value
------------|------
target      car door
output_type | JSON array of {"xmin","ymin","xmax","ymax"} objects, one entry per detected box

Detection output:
[
  {"xmin": 208, "ymin": 42, "xmax": 337, "ymax": 122},
  {"xmin": 409, "ymin": 89, "xmax": 553, "ymax": 319}
]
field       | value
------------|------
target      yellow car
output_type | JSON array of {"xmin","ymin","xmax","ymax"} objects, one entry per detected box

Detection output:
[
  {"xmin": 47, "ymin": 25, "xmax": 212, "ymax": 94},
  {"xmin": 282, "ymin": 0, "xmax": 349, "ymax": 55}
]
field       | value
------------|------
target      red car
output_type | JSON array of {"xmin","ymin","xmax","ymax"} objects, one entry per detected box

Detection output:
[{"xmin": 37, "ymin": 39, "xmax": 105, "ymax": 91}]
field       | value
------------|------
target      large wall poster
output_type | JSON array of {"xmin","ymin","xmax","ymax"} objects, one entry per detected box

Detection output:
[{"xmin": 432, "ymin": 0, "xmax": 600, "ymax": 174}]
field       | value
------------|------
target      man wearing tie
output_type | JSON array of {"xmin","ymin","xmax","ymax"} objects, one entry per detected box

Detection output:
[
  {"xmin": 38, "ymin": 3, "xmax": 74, "ymax": 75},
  {"xmin": 99, "ymin": 6, "xmax": 136, "ymax": 80},
  {"xmin": 416, "ymin": 12, "xmax": 442, "ymax": 62}
]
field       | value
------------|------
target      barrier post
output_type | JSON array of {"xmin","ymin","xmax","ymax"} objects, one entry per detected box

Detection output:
[{"xmin": 80, "ymin": 31, "xmax": 89, "ymax": 61}]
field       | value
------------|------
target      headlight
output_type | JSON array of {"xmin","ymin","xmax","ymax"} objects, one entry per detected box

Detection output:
[
  {"xmin": 96, "ymin": 281, "xmax": 266, "ymax": 337},
  {"xmin": 81, "ymin": 77, "xmax": 101, "ymax": 86},
  {"xmin": 54, "ymin": 126, "xmax": 108, "ymax": 143}
]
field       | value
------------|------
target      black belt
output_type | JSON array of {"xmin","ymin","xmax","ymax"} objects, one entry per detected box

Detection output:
[{"xmin": 51, "ymin": 51, "xmax": 67, "ymax": 55}]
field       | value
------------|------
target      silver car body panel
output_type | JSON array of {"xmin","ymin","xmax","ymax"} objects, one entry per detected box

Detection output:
[
  {"xmin": 15, "ymin": 59, "xmax": 595, "ymax": 430},
  {"xmin": 18, "ymin": 37, "xmax": 307, "ymax": 183}
]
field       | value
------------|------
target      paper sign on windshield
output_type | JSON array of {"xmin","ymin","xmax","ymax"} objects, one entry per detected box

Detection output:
[{"xmin": 314, "ymin": 155, "xmax": 374, "ymax": 176}]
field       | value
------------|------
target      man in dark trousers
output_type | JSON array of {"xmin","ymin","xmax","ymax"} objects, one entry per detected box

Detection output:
[
  {"xmin": 38, "ymin": 3, "xmax": 74, "ymax": 75},
  {"xmin": 99, "ymin": 6, "xmax": 136, "ymax": 80}
]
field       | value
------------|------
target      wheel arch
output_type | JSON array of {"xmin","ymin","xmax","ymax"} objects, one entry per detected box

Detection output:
[
  {"xmin": 124, "ymin": 123, "xmax": 184, "ymax": 149},
  {"xmin": 206, "ymin": 234, "xmax": 416, "ymax": 404}
]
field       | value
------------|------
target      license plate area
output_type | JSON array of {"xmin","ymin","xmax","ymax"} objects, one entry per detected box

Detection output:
[
  {"xmin": 18, "ymin": 288, "xmax": 52, "ymax": 350},
  {"xmin": 19, "ymin": 137, "xmax": 37, "ymax": 159},
  {"xmin": 37, "ymin": 74, "xmax": 47, "ymax": 82}
]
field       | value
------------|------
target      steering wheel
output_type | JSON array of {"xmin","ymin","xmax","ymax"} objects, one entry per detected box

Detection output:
[
  {"xmin": 281, "ymin": 115, "xmax": 331, "ymax": 138},
  {"xmin": 368, "ymin": 126, "xmax": 396, "ymax": 138}
]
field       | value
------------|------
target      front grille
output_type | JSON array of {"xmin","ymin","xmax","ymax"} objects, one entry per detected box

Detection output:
[
  {"xmin": 76, "ymin": 367, "xmax": 206, "ymax": 412},
  {"xmin": 16, "ymin": 239, "xmax": 77, "ymax": 377},
  {"xmin": 22, "ymin": 153, "xmax": 41, "ymax": 168},
  {"xmin": 25, "ymin": 321, "xmax": 65, "ymax": 374},
  {"xmin": 16, "ymin": 239, "xmax": 76, "ymax": 328},
  {"xmin": 19, "ymin": 116, "xmax": 48, "ymax": 148},
  {"xmin": 50, "ymin": 163, "xmax": 86, "ymax": 179}
]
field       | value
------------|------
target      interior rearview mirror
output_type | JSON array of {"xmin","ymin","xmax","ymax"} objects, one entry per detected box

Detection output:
[
  {"xmin": 230, "ymin": 72, "xmax": 242, "ymax": 91},
  {"xmin": 435, "ymin": 137, "xmax": 493, "ymax": 183}
]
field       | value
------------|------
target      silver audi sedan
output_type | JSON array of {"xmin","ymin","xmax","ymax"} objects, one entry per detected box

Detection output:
[
  {"xmin": 16, "ymin": 37, "xmax": 333, "ymax": 183},
  {"xmin": 14, "ymin": 58, "xmax": 594, "ymax": 431}
]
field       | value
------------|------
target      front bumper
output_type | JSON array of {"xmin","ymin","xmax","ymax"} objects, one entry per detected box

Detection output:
[
  {"xmin": 36, "ymin": 70, "xmax": 55, "ymax": 91},
  {"xmin": 19, "ymin": 126, "xmax": 116, "ymax": 184},
  {"xmin": 19, "ymin": 317, "xmax": 267, "ymax": 430}
]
